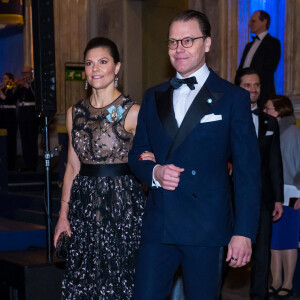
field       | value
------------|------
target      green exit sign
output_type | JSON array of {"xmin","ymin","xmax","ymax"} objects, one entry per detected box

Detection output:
[{"xmin": 65, "ymin": 66, "xmax": 86, "ymax": 81}]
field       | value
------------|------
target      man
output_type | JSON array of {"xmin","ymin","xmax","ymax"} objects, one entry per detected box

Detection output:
[
  {"xmin": 129, "ymin": 10, "xmax": 261, "ymax": 299},
  {"xmin": 235, "ymin": 67, "xmax": 283, "ymax": 300},
  {"xmin": 16, "ymin": 66, "xmax": 38, "ymax": 171},
  {"xmin": 237, "ymin": 10, "xmax": 280, "ymax": 107}
]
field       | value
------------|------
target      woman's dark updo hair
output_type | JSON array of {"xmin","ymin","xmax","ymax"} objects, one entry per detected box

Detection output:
[
  {"xmin": 269, "ymin": 95, "xmax": 294, "ymax": 118},
  {"xmin": 84, "ymin": 37, "xmax": 120, "ymax": 64}
]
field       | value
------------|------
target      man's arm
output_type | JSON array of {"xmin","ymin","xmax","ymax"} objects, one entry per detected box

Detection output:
[
  {"xmin": 128, "ymin": 91, "xmax": 156, "ymax": 187},
  {"xmin": 269, "ymin": 117, "xmax": 284, "ymax": 221},
  {"xmin": 265, "ymin": 37, "xmax": 281, "ymax": 73},
  {"xmin": 227, "ymin": 89, "xmax": 261, "ymax": 267}
]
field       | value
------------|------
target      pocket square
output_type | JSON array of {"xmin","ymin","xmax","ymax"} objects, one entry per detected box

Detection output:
[
  {"xmin": 200, "ymin": 113, "xmax": 222, "ymax": 123},
  {"xmin": 266, "ymin": 131, "xmax": 274, "ymax": 136}
]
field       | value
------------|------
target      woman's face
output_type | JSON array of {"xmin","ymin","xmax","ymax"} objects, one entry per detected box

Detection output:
[
  {"xmin": 263, "ymin": 100, "xmax": 279, "ymax": 118},
  {"xmin": 84, "ymin": 47, "xmax": 120, "ymax": 90}
]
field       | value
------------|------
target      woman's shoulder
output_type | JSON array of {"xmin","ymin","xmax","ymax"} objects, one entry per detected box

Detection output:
[
  {"xmin": 120, "ymin": 95, "xmax": 138, "ymax": 110},
  {"xmin": 73, "ymin": 98, "xmax": 88, "ymax": 108}
]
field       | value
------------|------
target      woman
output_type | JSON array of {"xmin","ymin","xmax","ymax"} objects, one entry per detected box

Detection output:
[
  {"xmin": 0, "ymin": 72, "xmax": 17, "ymax": 170},
  {"xmin": 264, "ymin": 95, "xmax": 300, "ymax": 299},
  {"xmin": 54, "ymin": 37, "xmax": 145, "ymax": 299}
]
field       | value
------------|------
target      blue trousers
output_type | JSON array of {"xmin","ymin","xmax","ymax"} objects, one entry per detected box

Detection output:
[{"xmin": 134, "ymin": 241, "xmax": 224, "ymax": 300}]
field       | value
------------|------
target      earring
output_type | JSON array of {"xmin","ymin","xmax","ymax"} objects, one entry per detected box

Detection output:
[
  {"xmin": 85, "ymin": 80, "xmax": 88, "ymax": 90},
  {"xmin": 114, "ymin": 75, "xmax": 118, "ymax": 88}
]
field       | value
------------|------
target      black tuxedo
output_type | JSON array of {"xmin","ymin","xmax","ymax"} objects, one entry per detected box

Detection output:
[
  {"xmin": 237, "ymin": 34, "xmax": 281, "ymax": 106},
  {"xmin": 250, "ymin": 108, "xmax": 283, "ymax": 299},
  {"xmin": 255, "ymin": 109, "xmax": 283, "ymax": 211}
]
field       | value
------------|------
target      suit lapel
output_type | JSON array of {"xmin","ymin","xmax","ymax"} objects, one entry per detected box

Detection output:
[
  {"xmin": 166, "ymin": 72, "xmax": 223, "ymax": 160},
  {"xmin": 251, "ymin": 34, "xmax": 270, "ymax": 65},
  {"xmin": 155, "ymin": 87, "xmax": 178, "ymax": 140},
  {"xmin": 240, "ymin": 42, "xmax": 253, "ymax": 66},
  {"xmin": 258, "ymin": 110, "xmax": 268, "ymax": 142}
]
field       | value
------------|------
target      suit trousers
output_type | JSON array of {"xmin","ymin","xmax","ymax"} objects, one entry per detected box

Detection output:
[
  {"xmin": 250, "ymin": 210, "xmax": 273, "ymax": 300},
  {"xmin": 133, "ymin": 240, "xmax": 224, "ymax": 300}
]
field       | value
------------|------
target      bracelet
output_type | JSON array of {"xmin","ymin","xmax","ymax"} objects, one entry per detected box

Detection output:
[{"xmin": 61, "ymin": 199, "xmax": 69, "ymax": 205}]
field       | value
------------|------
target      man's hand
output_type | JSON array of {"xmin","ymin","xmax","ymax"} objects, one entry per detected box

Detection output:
[
  {"xmin": 226, "ymin": 235, "xmax": 252, "ymax": 268},
  {"xmin": 154, "ymin": 164, "xmax": 184, "ymax": 191},
  {"xmin": 273, "ymin": 202, "xmax": 283, "ymax": 221}
]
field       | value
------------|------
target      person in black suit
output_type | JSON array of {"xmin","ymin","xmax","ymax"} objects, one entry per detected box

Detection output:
[
  {"xmin": 15, "ymin": 66, "xmax": 38, "ymax": 171},
  {"xmin": 0, "ymin": 73, "xmax": 17, "ymax": 170},
  {"xmin": 235, "ymin": 67, "xmax": 284, "ymax": 300},
  {"xmin": 129, "ymin": 10, "xmax": 261, "ymax": 300},
  {"xmin": 236, "ymin": 10, "xmax": 281, "ymax": 107}
]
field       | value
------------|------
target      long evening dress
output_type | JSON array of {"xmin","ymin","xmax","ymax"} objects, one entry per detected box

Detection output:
[{"xmin": 62, "ymin": 95, "xmax": 145, "ymax": 299}]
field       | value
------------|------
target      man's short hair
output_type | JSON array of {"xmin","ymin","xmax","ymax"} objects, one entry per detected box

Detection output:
[
  {"xmin": 258, "ymin": 10, "xmax": 271, "ymax": 29},
  {"xmin": 234, "ymin": 68, "xmax": 260, "ymax": 86},
  {"xmin": 170, "ymin": 10, "xmax": 211, "ymax": 38}
]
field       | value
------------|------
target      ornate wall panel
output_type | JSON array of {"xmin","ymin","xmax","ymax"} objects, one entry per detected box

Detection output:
[
  {"xmin": 285, "ymin": 0, "xmax": 300, "ymax": 117},
  {"xmin": 54, "ymin": 0, "xmax": 88, "ymax": 116}
]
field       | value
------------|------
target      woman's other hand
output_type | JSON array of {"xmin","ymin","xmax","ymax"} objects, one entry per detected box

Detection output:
[
  {"xmin": 54, "ymin": 216, "xmax": 71, "ymax": 247},
  {"xmin": 139, "ymin": 151, "xmax": 156, "ymax": 163}
]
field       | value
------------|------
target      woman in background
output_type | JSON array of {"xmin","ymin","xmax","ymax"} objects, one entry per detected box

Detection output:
[
  {"xmin": 54, "ymin": 37, "xmax": 145, "ymax": 299},
  {"xmin": 264, "ymin": 95, "xmax": 300, "ymax": 299}
]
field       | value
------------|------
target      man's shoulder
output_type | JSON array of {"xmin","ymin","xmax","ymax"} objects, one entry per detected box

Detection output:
[
  {"xmin": 147, "ymin": 81, "xmax": 170, "ymax": 92},
  {"xmin": 263, "ymin": 33, "xmax": 280, "ymax": 46},
  {"xmin": 141, "ymin": 81, "xmax": 170, "ymax": 106}
]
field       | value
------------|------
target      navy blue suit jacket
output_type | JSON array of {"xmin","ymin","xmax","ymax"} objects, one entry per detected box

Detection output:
[{"xmin": 129, "ymin": 70, "xmax": 261, "ymax": 247}]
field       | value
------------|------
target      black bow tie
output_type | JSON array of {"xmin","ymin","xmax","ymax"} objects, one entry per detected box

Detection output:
[
  {"xmin": 252, "ymin": 108, "xmax": 260, "ymax": 115},
  {"xmin": 252, "ymin": 35, "xmax": 260, "ymax": 41},
  {"xmin": 170, "ymin": 76, "xmax": 198, "ymax": 90}
]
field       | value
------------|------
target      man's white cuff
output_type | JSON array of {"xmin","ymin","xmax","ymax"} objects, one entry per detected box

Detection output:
[{"xmin": 152, "ymin": 165, "xmax": 161, "ymax": 187}]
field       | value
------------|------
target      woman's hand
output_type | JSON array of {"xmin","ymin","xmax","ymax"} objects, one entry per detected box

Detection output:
[
  {"xmin": 139, "ymin": 151, "xmax": 156, "ymax": 163},
  {"xmin": 54, "ymin": 216, "xmax": 71, "ymax": 247}
]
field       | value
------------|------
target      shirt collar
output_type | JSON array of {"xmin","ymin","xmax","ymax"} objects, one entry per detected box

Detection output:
[
  {"xmin": 176, "ymin": 64, "xmax": 210, "ymax": 89},
  {"xmin": 257, "ymin": 31, "xmax": 268, "ymax": 41},
  {"xmin": 251, "ymin": 104, "xmax": 258, "ymax": 111}
]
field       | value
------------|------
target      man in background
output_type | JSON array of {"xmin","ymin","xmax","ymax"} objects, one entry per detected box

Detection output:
[
  {"xmin": 236, "ymin": 10, "xmax": 280, "ymax": 107},
  {"xmin": 235, "ymin": 67, "xmax": 283, "ymax": 300},
  {"xmin": 16, "ymin": 66, "xmax": 38, "ymax": 171}
]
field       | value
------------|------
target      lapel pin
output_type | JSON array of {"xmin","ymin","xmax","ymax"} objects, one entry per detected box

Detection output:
[
  {"xmin": 264, "ymin": 120, "xmax": 268, "ymax": 124},
  {"xmin": 207, "ymin": 98, "xmax": 213, "ymax": 104}
]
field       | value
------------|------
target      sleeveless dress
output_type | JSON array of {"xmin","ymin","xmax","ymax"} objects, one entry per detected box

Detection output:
[{"xmin": 62, "ymin": 95, "xmax": 145, "ymax": 299}]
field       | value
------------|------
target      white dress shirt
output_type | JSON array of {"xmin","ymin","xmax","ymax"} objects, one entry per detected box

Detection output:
[
  {"xmin": 152, "ymin": 64, "xmax": 210, "ymax": 187},
  {"xmin": 243, "ymin": 31, "xmax": 268, "ymax": 68},
  {"xmin": 173, "ymin": 64, "xmax": 210, "ymax": 126}
]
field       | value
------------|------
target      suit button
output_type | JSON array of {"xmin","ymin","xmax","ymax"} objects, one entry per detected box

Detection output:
[
  {"xmin": 191, "ymin": 170, "xmax": 196, "ymax": 175},
  {"xmin": 192, "ymin": 193, "xmax": 197, "ymax": 198}
]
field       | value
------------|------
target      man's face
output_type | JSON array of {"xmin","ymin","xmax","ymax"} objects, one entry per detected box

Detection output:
[
  {"xmin": 249, "ymin": 11, "xmax": 267, "ymax": 35},
  {"xmin": 22, "ymin": 67, "xmax": 32, "ymax": 81},
  {"xmin": 168, "ymin": 19, "xmax": 211, "ymax": 78},
  {"xmin": 240, "ymin": 74, "xmax": 261, "ymax": 104}
]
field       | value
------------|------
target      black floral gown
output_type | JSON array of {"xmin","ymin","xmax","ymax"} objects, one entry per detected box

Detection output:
[{"xmin": 62, "ymin": 95, "xmax": 145, "ymax": 299}]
